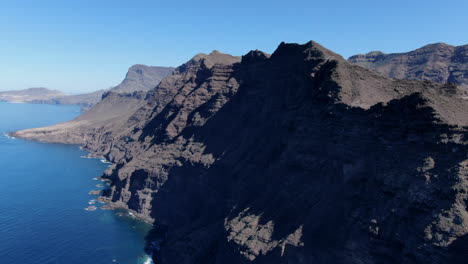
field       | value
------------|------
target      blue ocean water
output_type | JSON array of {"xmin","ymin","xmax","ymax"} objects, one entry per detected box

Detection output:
[{"xmin": 0, "ymin": 102, "xmax": 152, "ymax": 264}]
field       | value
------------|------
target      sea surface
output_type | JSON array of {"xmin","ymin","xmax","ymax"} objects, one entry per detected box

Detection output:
[{"xmin": 0, "ymin": 102, "xmax": 152, "ymax": 264}]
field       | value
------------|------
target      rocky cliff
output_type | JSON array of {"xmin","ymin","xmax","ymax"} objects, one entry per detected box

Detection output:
[
  {"xmin": 14, "ymin": 42, "xmax": 468, "ymax": 264},
  {"xmin": 348, "ymin": 43, "xmax": 468, "ymax": 90},
  {"xmin": 110, "ymin": 65, "xmax": 175, "ymax": 93}
]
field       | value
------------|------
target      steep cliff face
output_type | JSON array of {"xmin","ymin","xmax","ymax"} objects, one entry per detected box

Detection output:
[
  {"xmin": 349, "ymin": 43, "xmax": 468, "ymax": 90},
  {"xmin": 14, "ymin": 42, "xmax": 468, "ymax": 264},
  {"xmin": 111, "ymin": 65, "xmax": 176, "ymax": 93}
]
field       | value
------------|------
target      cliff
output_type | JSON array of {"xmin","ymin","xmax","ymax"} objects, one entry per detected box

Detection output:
[
  {"xmin": 14, "ymin": 42, "xmax": 468, "ymax": 263},
  {"xmin": 348, "ymin": 43, "xmax": 468, "ymax": 90},
  {"xmin": 110, "ymin": 65, "xmax": 176, "ymax": 93}
]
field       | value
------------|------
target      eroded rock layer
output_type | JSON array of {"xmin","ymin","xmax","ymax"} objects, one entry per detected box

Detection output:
[{"xmin": 349, "ymin": 43, "xmax": 468, "ymax": 90}]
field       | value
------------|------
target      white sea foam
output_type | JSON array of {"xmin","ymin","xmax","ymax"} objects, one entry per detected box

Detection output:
[
  {"xmin": 100, "ymin": 159, "xmax": 112, "ymax": 164},
  {"xmin": 80, "ymin": 155, "xmax": 112, "ymax": 165},
  {"xmin": 137, "ymin": 255, "xmax": 153, "ymax": 264},
  {"xmin": 3, "ymin": 133, "xmax": 15, "ymax": 139},
  {"xmin": 143, "ymin": 256, "xmax": 154, "ymax": 264},
  {"xmin": 84, "ymin": 206, "xmax": 97, "ymax": 211}
]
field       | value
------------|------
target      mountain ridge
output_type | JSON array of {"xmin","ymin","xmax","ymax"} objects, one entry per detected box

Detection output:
[
  {"xmin": 13, "ymin": 41, "xmax": 468, "ymax": 264},
  {"xmin": 349, "ymin": 43, "xmax": 468, "ymax": 90}
]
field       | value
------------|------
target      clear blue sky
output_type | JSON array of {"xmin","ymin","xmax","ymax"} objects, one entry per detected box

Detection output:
[{"xmin": 1, "ymin": 0, "xmax": 467, "ymax": 93}]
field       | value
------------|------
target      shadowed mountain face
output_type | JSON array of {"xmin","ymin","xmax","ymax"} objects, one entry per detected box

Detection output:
[
  {"xmin": 14, "ymin": 42, "xmax": 468, "ymax": 264},
  {"xmin": 349, "ymin": 43, "xmax": 468, "ymax": 90}
]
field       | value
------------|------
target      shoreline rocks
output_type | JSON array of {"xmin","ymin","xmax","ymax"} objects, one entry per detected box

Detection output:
[
  {"xmin": 84, "ymin": 206, "xmax": 97, "ymax": 211},
  {"xmin": 88, "ymin": 190, "xmax": 101, "ymax": 195}
]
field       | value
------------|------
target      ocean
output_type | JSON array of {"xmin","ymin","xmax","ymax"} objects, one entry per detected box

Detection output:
[{"xmin": 0, "ymin": 102, "xmax": 152, "ymax": 264}]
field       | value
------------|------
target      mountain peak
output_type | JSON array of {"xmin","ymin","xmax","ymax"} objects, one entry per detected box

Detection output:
[
  {"xmin": 128, "ymin": 64, "xmax": 150, "ymax": 70},
  {"xmin": 271, "ymin": 40, "xmax": 344, "ymax": 62},
  {"xmin": 415, "ymin": 42, "xmax": 455, "ymax": 53},
  {"xmin": 366, "ymin": 51, "xmax": 386, "ymax": 56},
  {"xmin": 348, "ymin": 51, "xmax": 386, "ymax": 62},
  {"xmin": 187, "ymin": 51, "xmax": 241, "ymax": 69},
  {"xmin": 111, "ymin": 65, "xmax": 175, "ymax": 93},
  {"xmin": 422, "ymin": 42, "xmax": 453, "ymax": 48},
  {"xmin": 241, "ymin": 49, "xmax": 270, "ymax": 64}
]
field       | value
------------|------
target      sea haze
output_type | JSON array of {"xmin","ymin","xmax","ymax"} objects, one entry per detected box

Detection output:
[{"xmin": 0, "ymin": 102, "xmax": 152, "ymax": 264}]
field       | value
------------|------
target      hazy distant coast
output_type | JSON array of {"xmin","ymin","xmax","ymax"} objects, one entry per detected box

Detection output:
[{"xmin": 0, "ymin": 65, "xmax": 174, "ymax": 110}]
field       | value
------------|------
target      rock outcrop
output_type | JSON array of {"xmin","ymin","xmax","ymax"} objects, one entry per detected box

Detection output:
[
  {"xmin": 14, "ymin": 42, "xmax": 468, "ymax": 264},
  {"xmin": 349, "ymin": 43, "xmax": 468, "ymax": 90}
]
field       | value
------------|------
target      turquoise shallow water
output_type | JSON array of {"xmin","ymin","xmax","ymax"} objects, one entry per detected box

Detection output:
[{"xmin": 0, "ymin": 102, "xmax": 152, "ymax": 264}]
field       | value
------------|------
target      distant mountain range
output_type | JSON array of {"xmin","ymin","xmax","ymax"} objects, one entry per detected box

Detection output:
[
  {"xmin": 349, "ymin": 43, "xmax": 468, "ymax": 89},
  {"xmin": 14, "ymin": 41, "xmax": 468, "ymax": 264},
  {"xmin": 0, "ymin": 65, "xmax": 174, "ymax": 110}
]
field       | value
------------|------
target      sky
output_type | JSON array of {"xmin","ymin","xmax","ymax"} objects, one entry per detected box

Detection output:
[{"xmin": 0, "ymin": 0, "xmax": 467, "ymax": 93}]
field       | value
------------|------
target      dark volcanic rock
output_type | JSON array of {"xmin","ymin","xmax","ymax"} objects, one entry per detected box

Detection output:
[
  {"xmin": 349, "ymin": 43, "xmax": 468, "ymax": 90},
  {"xmin": 14, "ymin": 41, "xmax": 468, "ymax": 264}
]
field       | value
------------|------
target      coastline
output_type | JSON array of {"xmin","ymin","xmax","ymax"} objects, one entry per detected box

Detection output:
[
  {"xmin": 78, "ymin": 147, "xmax": 156, "ymax": 225},
  {"xmin": 10, "ymin": 130, "xmax": 155, "ymax": 225},
  {"xmin": 0, "ymin": 104, "xmax": 154, "ymax": 264},
  {"xmin": 0, "ymin": 98, "xmax": 89, "ymax": 111}
]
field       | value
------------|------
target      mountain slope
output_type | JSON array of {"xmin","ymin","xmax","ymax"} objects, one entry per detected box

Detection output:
[
  {"xmin": 14, "ymin": 42, "xmax": 468, "ymax": 264},
  {"xmin": 348, "ymin": 43, "xmax": 468, "ymax": 90}
]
